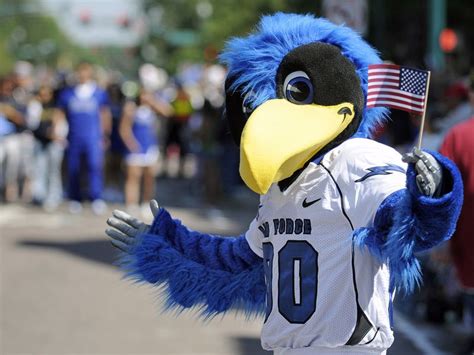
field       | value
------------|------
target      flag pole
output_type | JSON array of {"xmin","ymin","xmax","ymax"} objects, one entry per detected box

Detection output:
[{"xmin": 417, "ymin": 71, "xmax": 431, "ymax": 149}]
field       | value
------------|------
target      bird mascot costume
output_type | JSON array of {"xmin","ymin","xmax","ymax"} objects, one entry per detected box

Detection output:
[{"xmin": 106, "ymin": 13, "xmax": 463, "ymax": 354}]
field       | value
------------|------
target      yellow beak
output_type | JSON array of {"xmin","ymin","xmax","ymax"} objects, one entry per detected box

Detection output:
[{"xmin": 239, "ymin": 99, "xmax": 355, "ymax": 195}]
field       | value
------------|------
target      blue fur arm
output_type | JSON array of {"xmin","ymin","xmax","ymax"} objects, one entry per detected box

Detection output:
[
  {"xmin": 119, "ymin": 208, "xmax": 266, "ymax": 318},
  {"xmin": 148, "ymin": 208, "xmax": 262, "ymax": 271},
  {"xmin": 355, "ymin": 151, "xmax": 463, "ymax": 292}
]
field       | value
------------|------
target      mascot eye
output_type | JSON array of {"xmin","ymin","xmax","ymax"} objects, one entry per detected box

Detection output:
[
  {"xmin": 283, "ymin": 71, "xmax": 313, "ymax": 105},
  {"xmin": 242, "ymin": 90, "xmax": 256, "ymax": 116}
]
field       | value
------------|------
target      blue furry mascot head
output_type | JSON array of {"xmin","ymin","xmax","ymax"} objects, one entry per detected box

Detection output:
[{"xmin": 220, "ymin": 13, "xmax": 388, "ymax": 194}]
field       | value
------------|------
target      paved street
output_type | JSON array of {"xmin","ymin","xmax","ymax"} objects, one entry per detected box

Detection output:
[{"xmin": 0, "ymin": 179, "xmax": 462, "ymax": 354}]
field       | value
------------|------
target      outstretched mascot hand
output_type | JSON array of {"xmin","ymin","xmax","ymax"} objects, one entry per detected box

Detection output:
[
  {"xmin": 402, "ymin": 147, "xmax": 443, "ymax": 197},
  {"xmin": 106, "ymin": 200, "xmax": 160, "ymax": 252}
]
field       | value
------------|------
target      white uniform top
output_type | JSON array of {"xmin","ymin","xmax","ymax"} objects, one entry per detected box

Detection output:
[{"xmin": 245, "ymin": 138, "xmax": 407, "ymax": 355}]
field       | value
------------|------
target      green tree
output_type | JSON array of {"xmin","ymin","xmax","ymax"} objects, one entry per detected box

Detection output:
[
  {"xmin": 143, "ymin": 0, "xmax": 320, "ymax": 72},
  {"xmin": 0, "ymin": 1, "xmax": 88, "ymax": 74}
]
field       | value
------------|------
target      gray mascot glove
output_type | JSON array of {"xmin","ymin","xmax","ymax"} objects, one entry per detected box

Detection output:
[
  {"xmin": 402, "ymin": 147, "xmax": 443, "ymax": 197},
  {"xmin": 106, "ymin": 200, "xmax": 160, "ymax": 252}
]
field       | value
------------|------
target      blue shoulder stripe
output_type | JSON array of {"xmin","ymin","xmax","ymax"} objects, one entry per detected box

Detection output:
[{"xmin": 355, "ymin": 164, "xmax": 405, "ymax": 183}]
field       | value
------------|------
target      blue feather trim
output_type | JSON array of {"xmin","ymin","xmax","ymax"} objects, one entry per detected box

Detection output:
[
  {"xmin": 354, "ymin": 190, "xmax": 422, "ymax": 293},
  {"xmin": 355, "ymin": 151, "xmax": 463, "ymax": 293},
  {"xmin": 119, "ymin": 208, "xmax": 266, "ymax": 319},
  {"xmin": 219, "ymin": 12, "xmax": 389, "ymax": 138}
]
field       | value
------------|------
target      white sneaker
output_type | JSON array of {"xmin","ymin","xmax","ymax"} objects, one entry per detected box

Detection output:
[
  {"xmin": 69, "ymin": 201, "xmax": 83, "ymax": 214},
  {"xmin": 91, "ymin": 199, "xmax": 107, "ymax": 215}
]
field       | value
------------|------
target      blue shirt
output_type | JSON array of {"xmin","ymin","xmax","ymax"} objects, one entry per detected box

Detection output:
[
  {"xmin": 57, "ymin": 85, "xmax": 109, "ymax": 141},
  {"xmin": 130, "ymin": 105, "xmax": 158, "ymax": 154}
]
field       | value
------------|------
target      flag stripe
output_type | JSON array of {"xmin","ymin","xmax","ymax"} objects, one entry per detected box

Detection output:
[
  {"xmin": 368, "ymin": 82, "xmax": 400, "ymax": 91},
  {"xmin": 367, "ymin": 99, "xmax": 424, "ymax": 109},
  {"xmin": 367, "ymin": 92, "xmax": 425, "ymax": 103},
  {"xmin": 368, "ymin": 72, "xmax": 400, "ymax": 77},
  {"xmin": 367, "ymin": 87, "xmax": 425, "ymax": 100},
  {"xmin": 369, "ymin": 64, "xmax": 400, "ymax": 70},
  {"xmin": 367, "ymin": 93, "xmax": 425, "ymax": 104},
  {"xmin": 367, "ymin": 101, "xmax": 424, "ymax": 113},
  {"xmin": 367, "ymin": 95, "xmax": 425, "ymax": 108},
  {"xmin": 368, "ymin": 68, "xmax": 400, "ymax": 75},
  {"xmin": 367, "ymin": 95, "xmax": 424, "ymax": 108},
  {"xmin": 368, "ymin": 82, "xmax": 400, "ymax": 90},
  {"xmin": 367, "ymin": 76, "xmax": 399, "ymax": 82}
]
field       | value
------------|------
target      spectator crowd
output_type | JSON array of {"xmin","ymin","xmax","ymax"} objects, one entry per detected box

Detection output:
[{"xmin": 0, "ymin": 60, "xmax": 235, "ymax": 214}]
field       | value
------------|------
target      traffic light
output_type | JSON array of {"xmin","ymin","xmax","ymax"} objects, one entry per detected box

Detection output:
[{"xmin": 439, "ymin": 28, "xmax": 458, "ymax": 53}]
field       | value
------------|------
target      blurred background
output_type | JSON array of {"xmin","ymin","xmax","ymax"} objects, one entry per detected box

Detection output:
[{"xmin": 1, "ymin": 0, "xmax": 473, "ymax": 354}]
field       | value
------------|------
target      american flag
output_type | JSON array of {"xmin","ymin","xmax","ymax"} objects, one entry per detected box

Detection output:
[{"xmin": 367, "ymin": 64, "xmax": 429, "ymax": 114}]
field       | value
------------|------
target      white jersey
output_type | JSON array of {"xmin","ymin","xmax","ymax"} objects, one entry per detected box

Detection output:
[{"xmin": 245, "ymin": 138, "xmax": 407, "ymax": 354}]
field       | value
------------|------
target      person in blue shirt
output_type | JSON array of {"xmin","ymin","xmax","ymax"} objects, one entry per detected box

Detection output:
[
  {"xmin": 119, "ymin": 87, "xmax": 172, "ymax": 216},
  {"xmin": 56, "ymin": 62, "xmax": 111, "ymax": 214}
]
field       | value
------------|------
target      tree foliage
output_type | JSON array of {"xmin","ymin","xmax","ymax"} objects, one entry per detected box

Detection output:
[
  {"xmin": 0, "ymin": 0, "xmax": 88, "ymax": 74},
  {"xmin": 144, "ymin": 0, "xmax": 321, "ymax": 71}
]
